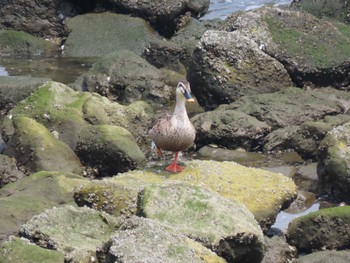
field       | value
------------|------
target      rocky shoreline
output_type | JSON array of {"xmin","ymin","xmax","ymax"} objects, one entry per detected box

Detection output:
[{"xmin": 1, "ymin": 0, "xmax": 350, "ymax": 262}]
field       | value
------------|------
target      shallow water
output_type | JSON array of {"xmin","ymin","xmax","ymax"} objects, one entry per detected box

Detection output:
[{"xmin": 202, "ymin": 0, "xmax": 293, "ymax": 20}]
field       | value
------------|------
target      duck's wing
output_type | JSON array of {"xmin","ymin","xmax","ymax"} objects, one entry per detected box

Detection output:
[{"xmin": 149, "ymin": 114, "xmax": 172, "ymax": 138}]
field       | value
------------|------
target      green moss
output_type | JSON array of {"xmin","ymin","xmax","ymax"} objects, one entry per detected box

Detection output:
[
  {"xmin": 0, "ymin": 30, "xmax": 50, "ymax": 57},
  {"xmin": 291, "ymin": 206, "xmax": 350, "ymax": 226},
  {"xmin": 264, "ymin": 16, "xmax": 350, "ymax": 68},
  {"xmin": 0, "ymin": 237, "xmax": 65, "ymax": 263}
]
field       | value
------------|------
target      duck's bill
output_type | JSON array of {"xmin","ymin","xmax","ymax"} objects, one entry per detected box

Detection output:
[{"xmin": 187, "ymin": 98, "xmax": 195, "ymax": 102}]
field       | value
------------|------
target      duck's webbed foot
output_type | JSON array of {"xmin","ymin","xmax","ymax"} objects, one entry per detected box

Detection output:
[{"xmin": 165, "ymin": 163, "xmax": 184, "ymax": 173}]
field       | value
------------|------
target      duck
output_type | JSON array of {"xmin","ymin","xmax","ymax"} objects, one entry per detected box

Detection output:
[{"xmin": 149, "ymin": 80, "xmax": 196, "ymax": 173}]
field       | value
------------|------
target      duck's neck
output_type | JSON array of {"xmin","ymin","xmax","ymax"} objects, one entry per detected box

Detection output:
[{"xmin": 173, "ymin": 98, "xmax": 188, "ymax": 119}]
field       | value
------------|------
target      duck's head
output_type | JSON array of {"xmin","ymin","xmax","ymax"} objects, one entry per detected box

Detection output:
[{"xmin": 176, "ymin": 80, "xmax": 195, "ymax": 103}]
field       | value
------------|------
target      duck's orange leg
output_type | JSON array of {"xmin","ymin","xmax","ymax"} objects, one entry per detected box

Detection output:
[
  {"xmin": 157, "ymin": 147, "xmax": 163, "ymax": 157},
  {"xmin": 165, "ymin": 152, "xmax": 184, "ymax": 173}
]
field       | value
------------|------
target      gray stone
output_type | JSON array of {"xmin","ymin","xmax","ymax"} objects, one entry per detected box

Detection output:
[
  {"xmin": 97, "ymin": 216, "xmax": 226, "ymax": 263},
  {"xmin": 0, "ymin": 154, "xmax": 25, "ymax": 188},
  {"xmin": 140, "ymin": 182, "xmax": 265, "ymax": 263}
]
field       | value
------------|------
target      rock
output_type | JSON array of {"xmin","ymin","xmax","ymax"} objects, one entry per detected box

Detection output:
[
  {"xmin": 80, "ymin": 50, "xmax": 170, "ymax": 105},
  {"xmin": 0, "ymin": 76, "xmax": 50, "ymax": 114},
  {"xmin": 0, "ymin": 171, "xmax": 87, "ymax": 243},
  {"xmin": 4, "ymin": 116, "xmax": 83, "ymax": 174},
  {"xmin": 291, "ymin": 0, "xmax": 350, "ymax": 25},
  {"xmin": 0, "ymin": 30, "xmax": 56, "ymax": 57},
  {"xmin": 296, "ymin": 250, "xmax": 350, "ymax": 263},
  {"xmin": 294, "ymin": 163, "xmax": 319, "ymax": 192},
  {"xmin": 74, "ymin": 180, "xmax": 138, "ymax": 218},
  {"xmin": 0, "ymin": 154, "xmax": 25, "ymax": 188},
  {"xmin": 223, "ymin": 7, "xmax": 350, "ymax": 89},
  {"xmin": 0, "ymin": 0, "xmax": 75, "ymax": 38},
  {"xmin": 197, "ymin": 145, "xmax": 266, "ymax": 165},
  {"xmin": 97, "ymin": 216, "xmax": 226, "ymax": 263},
  {"xmin": 143, "ymin": 38, "xmax": 189, "ymax": 72},
  {"xmin": 317, "ymin": 121, "xmax": 350, "ymax": 199},
  {"xmin": 288, "ymin": 114, "xmax": 350, "ymax": 159},
  {"xmin": 104, "ymin": 159, "xmax": 297, "ymax": 230},
  {"xmin": 81, "ymin": 93, "xmax": 153, "ymax": 150},
  {"xmin": 287, "ymin": 206, "xmax": 350, "ymax": 252},
  {"xmin": 191, "ymin": 108, "xmax": 271, "ymax": 150},
  {"xmin": 188, "ymin": 30, "xmax": 292, "ymax": 110},
  {"xmin": 0, "ymin": 236, "xmax": 65, "ymax": 263},
  {"xmin": 19, "ymin": 205, "xmax": 121, "ymax": 260},
  {"xmin": 230, "ymin": 87, "xmax": 344, "ymax": 129},
  {"xmin": 140, "ymin": 182, "xmax": 265, "ymax": 263},
  {"xmin": 64, "ymin": 13, "xmax": 160, "ymax": 57},
  {"xmin": 261, "ymin": 236, "xmax": 295, "ymax": 263},
  {"xmin": 76, "ymin": 125, "xmax": 145, "ymax": 176},
  {"xmin": 1, "ymin": 81, "xmax": 152, "ymax": 173},
  {"xmin": 104, "ymin": 0, "xmax": 210, "ymax": 36}
]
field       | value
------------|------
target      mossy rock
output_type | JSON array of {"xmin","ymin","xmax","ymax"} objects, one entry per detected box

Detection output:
[
  {"xmin": 76, "ymin": 124, "xmax": 146, "ymax": 176},
  {"xmin": 0, "ymin": 76, "xmax": 50, "ymax": 112},
  {"xmin": 4, "ymin": 81, "xmax": 89, "ymax": 149},
  {"xmin": 0, "ymin": 154, "xmax": 25, "ymax": 187},
  {"xmin": 74, "ymin": 180, "xmax": 138, "ymax": 218},
  {"xmin": 106, "ymin": 160, "xmax": 297, "ymax": 230},
  {"xmin": 98, "ymin": 216, "xmax": 226, "ymax": 263},
  {"xmin": 19, "ymin": 205, "xmax": 121, "ymax": 258},
  {"xmin": 0, "ymin": 237, "xmax": 65, "ymax": 263},
  {"xmin": 188, "ymin": 29, "xmax": 292, "ymax": 110},
  {"xmin": 4, "ymin": 116, "xmax": 83, "ymax": 174},
  {"xmin": 0, "ymin": 171, "xmax": 87, "ymax": 243},
  {"xmin": 291, "ymin": 0, "xmax": 350, "ymax": 25},
  {"xmin": 0, "ymin": 30, "xmax": 55, "ymax": 57},
  {"xmin": 287, "ymin": 206, "xmax": 350, "ymax": 252},
  {"xmin": 80, "ymin": 49, "xmax": 169, "ymax": 105},
  {"xmin": 191, "ymin": 108, "xmax": 271, "ymax": 150},
  {"xmin": 140, "ymin": 182, "xmax": 265, "ymax": 263},
  {"xmin": 296, "ymin": 250, "xmax": 350, "ymax": 263},
  {"xmin": 222, "ymin": 7, "xmax": 350, "ymax": 88},
  {"xmin": 317, "ymin": 121, "xmax": 350, "ymax": 199},
  {"xmin": 64, "ymin": 12, "xmax": 160, "ymax": 57}
]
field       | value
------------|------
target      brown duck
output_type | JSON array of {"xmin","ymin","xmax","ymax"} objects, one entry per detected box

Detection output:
[{"xmin": 149, "ymin": 80, "xmax": 196, "ymax": 173}]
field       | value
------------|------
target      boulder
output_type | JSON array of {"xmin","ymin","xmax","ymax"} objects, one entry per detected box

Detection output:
[
  {"xmin": 0, "ymin": 236, "xmax": 65, "ymax": 263},
  {"xmin": 188, "ymin": 29, "xmax": 292, "ymax": 110},
  {"xmin": 105, "ymin": 0, "xmax": 210, "ymax": 36},
  {"xmin": 79, "ymin": 50, "xmax": 171, "ymax": 105},
  {"xmin": 76, "ymin": 125, "xmax": 145, "ymax": 176},
  {"xmin": 223, "ymin": 7, "xmax": 350, "ymax": 89},
  {"xmin": 87, "ymin": 159, "xmax": 297, "ymax": 230},
  {"xmin": 287, "ymin": 206, "xmax": 350, "ymax": 252},
  {"xmin": 291, "ymin": 0, "xmax": 350, "ymax": 25},
  {"xmin": 0, "ymin": 76, "xmax": 50, "ymax": 114},
  {"xmin": 191, "ymin": 107, "xmax": 271, "ymax": 150},
  {"xmin": 64, "ymin": 13, "xmax": 160, "ymax": 57},
  {"xmin": 0, "ymin": 30, "xmax": 56, "ymax": 57},
  {"xmin": 317, "ymin": 121, "xmax": 350, "ymax": 199},
  {"xmin": 0, "ymin": 154, "xmax": 25, "ymax": 188},
  {"xmin": 0, "ymin": 171, "xmax": 87, "ymax": 243},
  {"xmin": 140, "ymin": 182, "xmax": 265, "ymax": 263},
  {"xmin": 261, "ymin": 236, "xmax": 295, "ymax": 263},
  {"xmin": 97, "ymin": 216, "xmax": 226, "ymax": 263},
  {"xmin": 1, "ymin": 81, "xmax": 152, "ymax": 174},
  {"xmin": 0, "ymin": 0, "xmax": 74, "ymax": 38},
  {"xmin": 4, "ymin": 116, "xmax": 83, "ymax": 174},
  {"xmin": 74, "ymin": 180, "xmax": 138, "ymax": 218},
  {"xmin": 296, "ymin": 250, "xmax": 350, "ymax": 263},
  {"xmin": 19, "ymin": 205, "xmax": 121, "ymax": 260}
]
